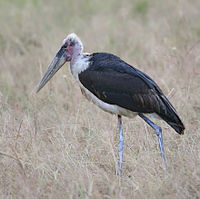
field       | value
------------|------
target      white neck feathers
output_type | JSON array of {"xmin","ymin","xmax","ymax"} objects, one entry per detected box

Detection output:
[{"xmin": 70, "ymin": 53, "xmax": 90, "ymax": 81}]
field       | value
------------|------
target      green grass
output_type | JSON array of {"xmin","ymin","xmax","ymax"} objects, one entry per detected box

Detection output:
[
  {"xmin": 135, "ymin": 0, "xmax": 149, "ymax": 14},
  {"xmin": 0, "ymin": 0, "xmax": 200, "ymax": 198}
]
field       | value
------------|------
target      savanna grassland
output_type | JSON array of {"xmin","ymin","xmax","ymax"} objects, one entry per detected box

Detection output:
[{"xmin": 0, "ymin": 0, "xmax": 200, "ymax": 198}]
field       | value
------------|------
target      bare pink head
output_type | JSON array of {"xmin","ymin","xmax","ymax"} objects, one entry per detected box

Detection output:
[{"xmin": 61, "ymin": 33, "xmax": 83, "ymax": 61}]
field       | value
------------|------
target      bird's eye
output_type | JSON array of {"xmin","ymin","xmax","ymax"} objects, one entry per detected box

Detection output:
[{"xmin": 69, "ymin": 42, "xmax": 74, "ymax": 46}]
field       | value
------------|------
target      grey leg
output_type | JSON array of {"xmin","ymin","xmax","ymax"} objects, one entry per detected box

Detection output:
[
  {"xmin": 117, "ymin": 115, "xmax": 124, "ymax": 175},
  {"xmin": 139, "ymin": 113, "xmax": 166, "ymax": 169}
]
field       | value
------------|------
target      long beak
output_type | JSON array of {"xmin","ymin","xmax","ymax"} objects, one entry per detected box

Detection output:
[{"xmin": 36, "ymin": 48, "xmax": 69, "ymax": 93}]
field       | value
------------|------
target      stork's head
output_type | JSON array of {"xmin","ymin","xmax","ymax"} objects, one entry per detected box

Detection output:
[
  {"xmin": 36, "ymin": 33, "xmax": 83, "ymax": 93},
  {"xmin": 62, "ymin": 33, "xmax": 83, "ymax": 59}
]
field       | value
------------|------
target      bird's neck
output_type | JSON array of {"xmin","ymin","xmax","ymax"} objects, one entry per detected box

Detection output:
[
  {"xmin": 70, "ymin": 52, "xmax": 90, "ymax": 81},
  {"xmin": 70, "ymin": 52, "xmax": 81, "ymax": 65}
]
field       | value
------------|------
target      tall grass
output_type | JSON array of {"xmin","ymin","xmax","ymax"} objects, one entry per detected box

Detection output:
[{"xmin": 0, "ymin": 0, "xmax": 200, "ymax": 198}]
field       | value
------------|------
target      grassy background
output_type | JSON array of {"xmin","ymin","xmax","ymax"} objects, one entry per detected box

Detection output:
[{"xmin": 0, "ymin": 0, "xmax": 200, "ymax": 198}]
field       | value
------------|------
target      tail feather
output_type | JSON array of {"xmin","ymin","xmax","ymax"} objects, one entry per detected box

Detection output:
[
  {"xmin": 159, "ymin": 113, "xmax": 185, "ymax": 134},
  {"xmin": 159, "ymin": 95, "xmax": 185, "ymax": 134}
]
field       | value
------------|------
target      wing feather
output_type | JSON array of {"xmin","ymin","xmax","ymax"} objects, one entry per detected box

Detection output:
[
  {"xmin": 79, "ymin": 67, "xmax": 163, "ymax": 113},
  {"xmin": 78, "ymin": 52, "xmax": 184, "ymax": 134}
]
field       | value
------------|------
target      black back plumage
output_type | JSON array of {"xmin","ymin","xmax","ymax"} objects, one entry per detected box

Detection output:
[{"xmin": 79, "ymin": 53, "xmax": 185, "ymax": 134}]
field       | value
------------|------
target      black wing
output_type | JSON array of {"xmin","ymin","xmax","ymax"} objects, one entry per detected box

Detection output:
[{"xmin": 79, "ymin": 53, "xmax": 184, "ymax": 134}]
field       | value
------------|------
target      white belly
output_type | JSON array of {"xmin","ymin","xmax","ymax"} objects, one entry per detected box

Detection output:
[{"xmin": 79, "ymin": 83, "xmax": 138, "ymax": 118}]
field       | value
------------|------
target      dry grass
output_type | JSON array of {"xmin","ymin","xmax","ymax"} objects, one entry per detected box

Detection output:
[{"xmin": 0, "ymin": 0, "xmax": 200, "ymax": 198}]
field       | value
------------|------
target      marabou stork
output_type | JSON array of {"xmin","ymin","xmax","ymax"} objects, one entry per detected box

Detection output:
[{"xmin": 37, "ymin": 33, "xmax": 185, "ymax": 175}]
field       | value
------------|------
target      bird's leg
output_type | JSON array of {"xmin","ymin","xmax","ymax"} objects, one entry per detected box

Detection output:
[
  {"xmin": 138, "ymin": 113, "xmax": 166, "ymax": 169},
  {"xmin": 117, "ymin": 115, "xmax": 124, "ymax": 175}
]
